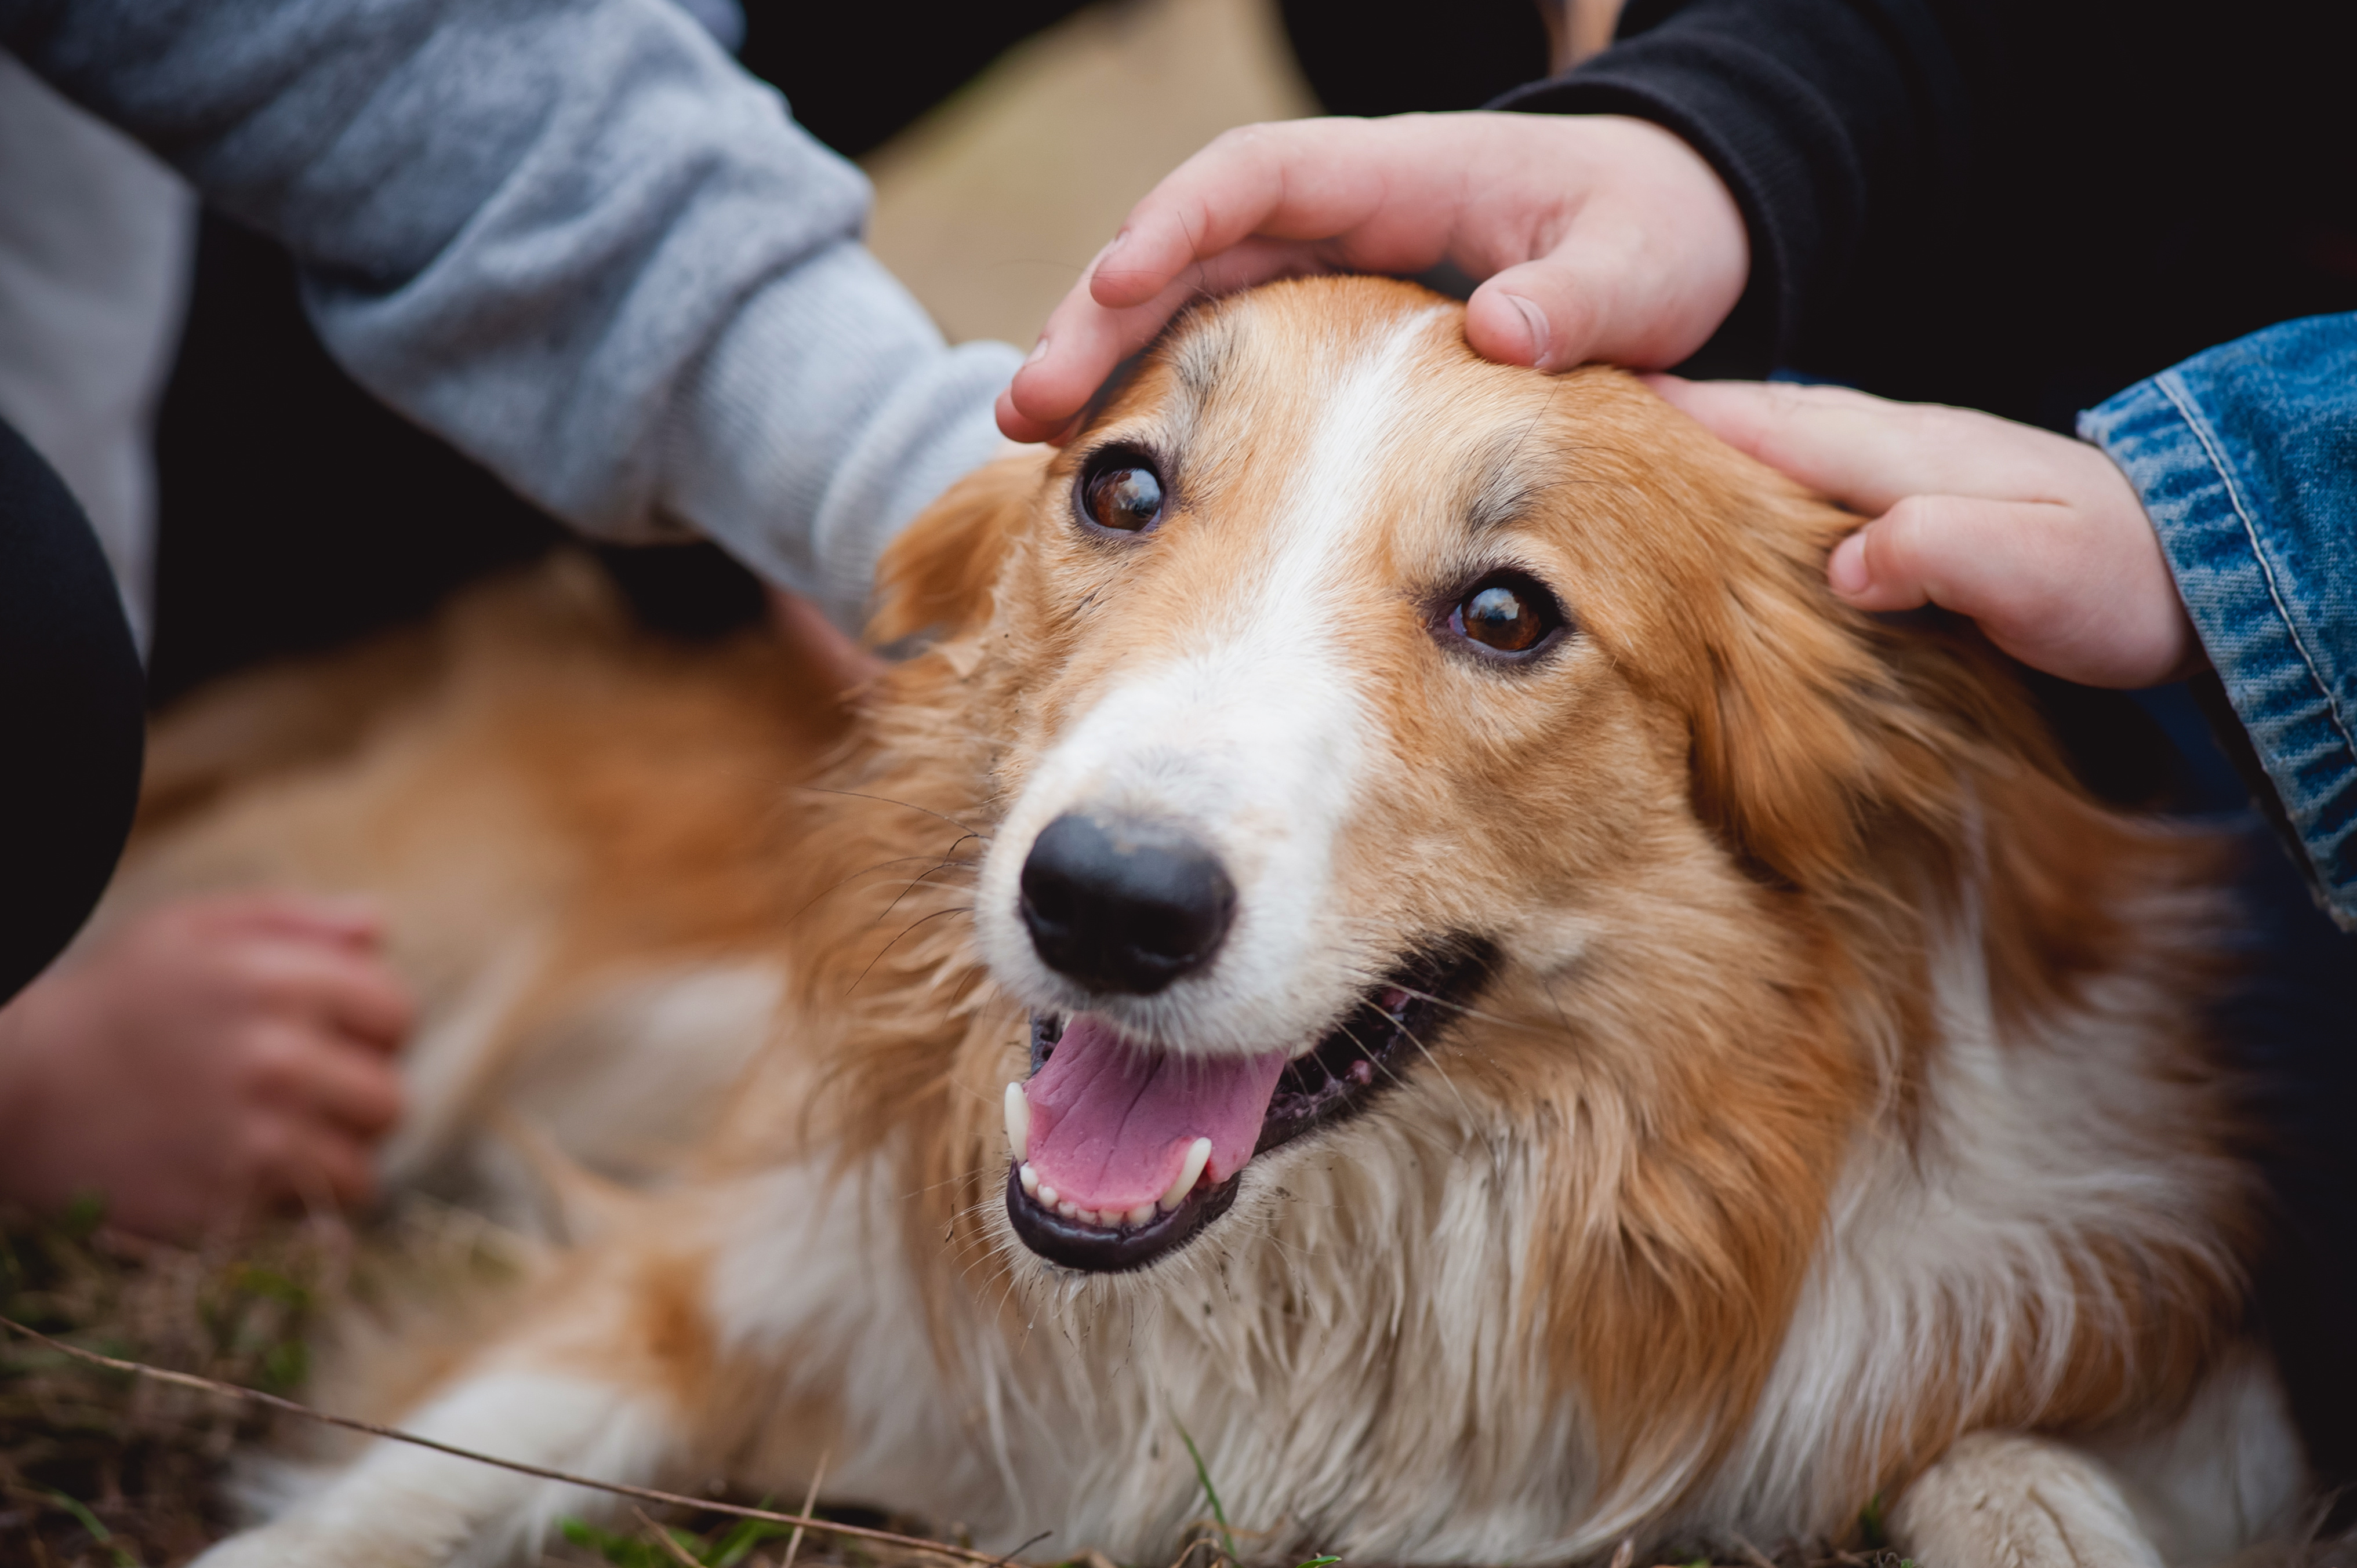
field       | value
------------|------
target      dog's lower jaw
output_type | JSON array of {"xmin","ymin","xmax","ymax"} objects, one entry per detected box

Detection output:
[{"xmin": 1004, "ymin": 1161, "xmax": 1243, "ymax": 1272}]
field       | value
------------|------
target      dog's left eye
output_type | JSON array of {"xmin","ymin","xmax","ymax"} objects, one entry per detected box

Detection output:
[
  {"xmin": 1078, "ymin": 450, "xmax": 1165, "ymax": 533},
  {"xmin": 1444, "ymin": 572, "xmax": 1566, "ymax": 659}
]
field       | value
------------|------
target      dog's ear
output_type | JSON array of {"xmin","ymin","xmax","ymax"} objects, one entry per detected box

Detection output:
[
  {"xmin": 1679, "ymin": 493, "xmax": 1923, "ymax": 893},
  {"xmin": 869, "ymin": 448, "xmax": 1048, "ymax": 646}
]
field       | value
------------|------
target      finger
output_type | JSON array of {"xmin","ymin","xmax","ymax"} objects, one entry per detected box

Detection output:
[
  {"xmin": 1085, "ymin": 119, "xmax": 1440, "ymax": 311},
  {"xmin": 229, "ymin": 1113, "xmax": 377, "ymax": 1212},
  {"xmin": 1835, "ymin": 495, "xmax": 2079, "ymax": 627},
  {"xmin": 1844, "ymin": 493, "xmax": 2198, "ymax": 687},
  {"xmin": 1468, "ymin": 241, "xmax": 1647, "ymax": 372},
  {"xmin": 197, "ymin": 889, "xmax": 386, "ymax": 948},
  {"xmin": 1000, "ymin": 237, "xmax": 1328, "ymax": 443},
  {"xmin": 1647, "ymin": 377, "xmax": 2082, "ymax": 514},
  {"xmin": 237, "ymin": 940, "xmax": 416, "ymax": 1048},
  {"xmin": 242, "ymin": 1025, "xmax": 406, "ymax": 1137},
  {"xmin": 1466, "ymin": 208, "xmax": 1738, "ymax": 372},
  {"xmin": 270, "ymin": 1122, "xmax": 380, "ymax": 1211},
  {"xmin": 768, "ymin": 588, "xmax": 888, "ymax": 692}
]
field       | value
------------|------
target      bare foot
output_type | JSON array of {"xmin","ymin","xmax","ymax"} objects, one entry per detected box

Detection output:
[{"xmin": 0, "ymin": 892, "xmax": 413, "ymax": 1239}]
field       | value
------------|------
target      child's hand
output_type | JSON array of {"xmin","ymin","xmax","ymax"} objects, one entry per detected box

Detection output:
[
  {"xmin": 997, "ymin": 112, "xmax": 1748, "ymax": 442},
  {"xmin": 0, "ymin": 892, "xmax": 413, "ymax": 1239},
  {"xmin": 1650, "ymin": 376, "xmax": 2203, "ymax": 689}
]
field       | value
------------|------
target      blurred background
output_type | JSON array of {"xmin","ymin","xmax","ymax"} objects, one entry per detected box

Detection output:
[{"xmin": 136, "ymin": 0, "xmax": 1568, "ymax": 705}]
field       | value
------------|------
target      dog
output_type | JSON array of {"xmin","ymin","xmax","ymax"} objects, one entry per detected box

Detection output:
[{"xmin": 142, "ymin": 277, "xmax": 2301, "ymax": 1567}]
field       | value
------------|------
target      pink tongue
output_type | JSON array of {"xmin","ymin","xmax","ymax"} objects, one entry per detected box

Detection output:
[{"xmin": 1022, "ymin": 1016, "xmax": 1290, "ymax": 1212}]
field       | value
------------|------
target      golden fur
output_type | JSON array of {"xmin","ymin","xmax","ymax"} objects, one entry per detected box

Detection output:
[{"xmin": 147, "ymin": 279, "xmax": 2296, "ymax": 1568}]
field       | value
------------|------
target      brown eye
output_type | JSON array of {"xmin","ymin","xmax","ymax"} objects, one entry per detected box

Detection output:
[
  {"xmin": 1446, "ymin": 573, "xmax": 1564, "ymax": 658},
  {"xmin": 1079, "ymin": 453, "xmax": 1164, "ymax": 533}
]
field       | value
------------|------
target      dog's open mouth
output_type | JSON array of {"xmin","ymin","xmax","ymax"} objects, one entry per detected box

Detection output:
[{"xmin": 1002, "ymin": 946, "xmax": 1488, "ymax": 1272}]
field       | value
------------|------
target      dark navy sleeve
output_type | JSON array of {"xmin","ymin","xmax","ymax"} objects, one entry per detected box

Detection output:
[
  {"xmin": 1491, "ymin": 0, "xmax": 1991, "ymax": 372},
  {"xmin": 2080, "ymin": 314, "xmax": 2357, "ymax": 930}
]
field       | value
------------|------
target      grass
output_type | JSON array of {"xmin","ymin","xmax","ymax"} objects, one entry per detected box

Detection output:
[
  {"xmin": 10, "ymin": 1203, "xmax": 2282, "ymax": 1568},
  {"xmin": 0, "ymin": 1202, "xmax": 997, "ymax": 1568},
  {"xmin": 0, "ymin": 1199, "xmax": 344, "ymax": 1566}
]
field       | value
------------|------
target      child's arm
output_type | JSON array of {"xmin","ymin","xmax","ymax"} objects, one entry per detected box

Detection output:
[{"xmin": 8, "ymin": 0, "xmax": 1018, "ymax": 631}]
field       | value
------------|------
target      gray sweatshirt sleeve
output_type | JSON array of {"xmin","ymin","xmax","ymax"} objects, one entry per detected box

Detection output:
[{"xmin": 1, "ymin": 0, "xmax": 1022, "ymax": 628}]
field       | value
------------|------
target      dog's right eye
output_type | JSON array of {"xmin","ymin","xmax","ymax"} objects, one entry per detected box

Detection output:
[
  {"xmin": 1078, "ymin": 452, "xmax": 1165, "ymax": 534},
  {"xmin": 1438, "ymin": 570, "xmax": 1568, "ymax": 662}
]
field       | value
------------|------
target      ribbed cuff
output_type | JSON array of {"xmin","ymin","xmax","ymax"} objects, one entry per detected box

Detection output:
[{"xmin": 656, "ymin": 237, "xmax": 1023, "ymax": 632}]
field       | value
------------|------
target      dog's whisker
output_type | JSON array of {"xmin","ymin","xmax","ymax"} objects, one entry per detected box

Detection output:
[
  {"xmin": 785, "ymin": 783, "xmax": 992, "ymax": 843},
  {"xmin": 776, "ymin": 854, "xmax": 979, "ymax": 933},
  {"xmin": 845, "ymin": 906, "xmax": 976, "ymax": 998},
  {"xmin": 866, "ymin": 860, "xmax": 985, "ymax": 931}
]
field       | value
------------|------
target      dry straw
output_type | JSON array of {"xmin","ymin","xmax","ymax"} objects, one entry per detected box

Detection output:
[{"xmin": 0, "ymin": 1312, "xmax": 1018, "ymax": 1567}]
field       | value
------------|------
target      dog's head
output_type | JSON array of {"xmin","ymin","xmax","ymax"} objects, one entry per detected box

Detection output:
[{"xmin": 871, "ymin": 278, "xmax": 2156, "ymax": 1289}]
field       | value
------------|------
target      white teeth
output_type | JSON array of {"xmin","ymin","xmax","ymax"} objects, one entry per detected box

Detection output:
[
  {"xmin": 1038, "ymin": 1183, "xmax": 1059, "ymax": 1206},
  {"xmin": 1160, "ymin": 1137, "xmax": 1212, "ymax": 1213},
  {"xmin": 1056, "ymin": 1199, "xmax": 1078, "ymax": 1220},
  {"xmin": 1004, "ymin": 1082, "xmax": 1030, "ymax": 1162},
  {"xmin": 1126, "ymin": 1203, "xmax": 1158, "ymax": 1228},
  {"xmin": 1019, "ymin": 1162, "xmax": 1039, "ymax": 1196}
]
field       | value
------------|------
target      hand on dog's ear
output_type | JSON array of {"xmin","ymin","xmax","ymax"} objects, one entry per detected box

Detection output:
[
  {"xmin": 1630, "ymin": 390, "xmax": 1981, "ymax": 897},
  {"xmin": 1650, "ymin": 377, "xmax": 2204, "ymax": 690},
  {"xmin": 870, "ymin": 447, "xmax": 1049, "ymax": 646}
]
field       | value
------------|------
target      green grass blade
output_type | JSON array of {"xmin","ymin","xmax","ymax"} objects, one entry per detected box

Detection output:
[
  {"xmin": 46, "ymin": 1489, "xmax": 140, "ymax": 1568},
  {"xmin": 561, "ymin": 1516, "xmax": 666, "ymax": 1568},
  {"xmin": 1175, "ymin": 1421, "xmax": 1238, "ymax": 1563}
]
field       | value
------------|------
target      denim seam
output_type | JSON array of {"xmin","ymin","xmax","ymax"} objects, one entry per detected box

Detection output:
[{"xmin": 2154, "ymin": 370, "xmax": 2357, "ymax": 761}]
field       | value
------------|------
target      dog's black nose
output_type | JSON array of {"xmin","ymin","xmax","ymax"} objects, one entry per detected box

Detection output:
[{"xmin": 1019, "ymin": 813, "xmax": 1236, "ymax": 995}]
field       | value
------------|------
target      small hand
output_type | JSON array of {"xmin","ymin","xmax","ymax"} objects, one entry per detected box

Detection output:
[
  {"xmin": 0, "ymin": 892, "xmax": 414, "ymax": 1239},
  {"xmin": 1650, "ymin": 376, "xmax": 2203, "ymax": 690},
  {"xmin": 996, "ymin": 112, "xmax": 1748, "ymax": 442},
  {"xmin": 766, "ymin": 587, "xmax": 887, "ymax": 693}
]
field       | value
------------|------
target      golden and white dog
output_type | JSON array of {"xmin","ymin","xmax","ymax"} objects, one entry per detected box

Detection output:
[{"xmin": 137, "ymin": 278, "xmax": 2302, "ymax": 1567}]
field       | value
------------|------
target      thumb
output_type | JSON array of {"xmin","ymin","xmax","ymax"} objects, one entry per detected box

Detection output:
[{"xmin": 1465, "ymin": 253, "xmax": 1622, "ymax": 374}]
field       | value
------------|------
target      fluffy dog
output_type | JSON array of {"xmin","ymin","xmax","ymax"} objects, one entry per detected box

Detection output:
[{"xmin": 146, "ymin": 278, "xmax": 2300, "ymax": 1567}]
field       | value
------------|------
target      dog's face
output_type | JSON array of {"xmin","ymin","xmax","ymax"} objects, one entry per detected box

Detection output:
[{"xmin": 920, "ymin": 279, "xmax": 1893, "ymax": 1275}]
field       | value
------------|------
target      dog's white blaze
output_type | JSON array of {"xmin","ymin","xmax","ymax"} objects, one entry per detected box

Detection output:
[{"xmin": 978, "ymin": 308, "xmax": 1448, "ymax": 1057}]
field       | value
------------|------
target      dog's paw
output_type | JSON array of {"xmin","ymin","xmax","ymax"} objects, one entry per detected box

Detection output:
[
  {"xmin": 1888, "ymin": 1432, "xmax": 2165, "ymax": 1568},
  {"xmin": 188, "ymin": 1526, "xmax": 311, "ymax": 1568},
  {"xmin": 190, "ymin": 1519, "xmax": 437, "ymax": 1568}
]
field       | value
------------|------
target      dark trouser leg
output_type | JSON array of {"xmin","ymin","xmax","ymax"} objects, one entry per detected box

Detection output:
[{"xmin": 0, "ymin": 414, "xmax": 143, "ymax": 1005}]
